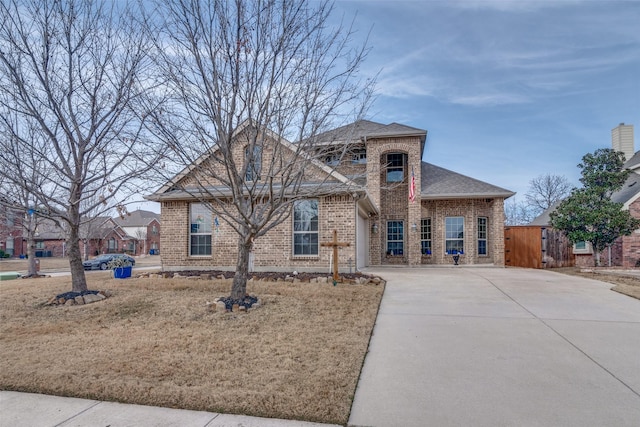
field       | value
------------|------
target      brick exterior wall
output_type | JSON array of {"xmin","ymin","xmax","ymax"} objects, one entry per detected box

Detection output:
[
  {"xmin": 159, "ymin": 129, "xmax": 510, "ymax": 270},
  {"xmin": 575, "ymin": 197, "xmax": 640, "ymax": 268},
  {"xmin": 622, "ymin": 198, "xmax": 640, "ymax": 268},
  {"xmin": 366, "ymin": 137, "xmax": 423, "ymax": 266},
  {"xmin": 0, "ymin": 206, "xmax": 23, "ymax": 257},
  {"xmin": 161, "ymin": 195, "xmax": 357, "ymax": 272},
  {"xmin": 418, "ymin": 198, "xmax": 505, "ymax": 266}
]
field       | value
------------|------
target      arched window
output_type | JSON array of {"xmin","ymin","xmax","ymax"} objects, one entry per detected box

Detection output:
[{"xmin": 386, "ymin": 153, "xmax": 405, "ymax": 182}]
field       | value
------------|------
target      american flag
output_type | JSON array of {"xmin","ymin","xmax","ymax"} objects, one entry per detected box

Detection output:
[{"xmin": 409, "ymin": 166, "xmax": 416, "ymax": 203}]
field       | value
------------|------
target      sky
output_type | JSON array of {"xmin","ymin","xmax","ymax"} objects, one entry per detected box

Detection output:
[
  {"xmin": 332, "ymin": 0, "xmax": 640, "ymax": 202},
  {"xmin": 136, "ymin": 0, "xmax": 639, "ymax": 213}
]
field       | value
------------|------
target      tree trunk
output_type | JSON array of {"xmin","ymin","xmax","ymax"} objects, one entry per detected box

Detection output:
[
  {"xmin": 68, "ymin": 223, "xmax": 88, "ymax": 293},
  {"xmin": 231, "ymin": 235, "xmax": 253, "ymax": 300},
  {"xmin": 26, "ymin": 214, "xmax": 37, "ymax": 276},
  {"xmin": 594, "ymin": 249, "xmax": 601, "ymax": 267}
]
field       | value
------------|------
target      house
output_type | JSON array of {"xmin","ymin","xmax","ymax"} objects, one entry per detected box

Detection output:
[
  {"xmin": 2, "ymin": 210, "xmax": 161, "ymax": 259},
  {"xmin": 0, "ymin": 198, "xmax": 23, "ymax": 257},
  {"xmin": 148, "ymin": 120, "xmax": 514, "ymax": 272},
  {"xmin": 530, "ymin": 123, "xmax": 640, "ymax": 268},
  {"xmin": 111, "ymin": 209, "xmax": 161, "ymax": 255}
]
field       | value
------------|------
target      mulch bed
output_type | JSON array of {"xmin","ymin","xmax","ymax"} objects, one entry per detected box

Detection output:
[{"xmin": 152, "ymin": 270, "xmax": 375, "ymax": 283}]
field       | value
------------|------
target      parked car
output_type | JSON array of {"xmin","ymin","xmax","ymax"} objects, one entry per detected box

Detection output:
[{"xmin": 83, "ymin": 254, "xmax": 135, "ymax": 271}]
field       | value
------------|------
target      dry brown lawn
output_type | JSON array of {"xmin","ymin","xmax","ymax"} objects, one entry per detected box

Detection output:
[
  {"xmin": 0, "ymin": 273, "xmax": 384, "ymax": 425},
  {"xmin": 553, "ymin": 267, "xmax": 640, "ymax": 300}
]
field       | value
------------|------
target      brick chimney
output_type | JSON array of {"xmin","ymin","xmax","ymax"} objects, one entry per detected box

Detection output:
[{"xmin": 611, "ymin": 123, "xmax": 634, "ymax": 161}]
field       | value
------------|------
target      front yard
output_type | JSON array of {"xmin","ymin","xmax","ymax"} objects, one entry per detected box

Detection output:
[{"xmin": 0, "ymin": 273, "xmax": 384, "ymax": 425}]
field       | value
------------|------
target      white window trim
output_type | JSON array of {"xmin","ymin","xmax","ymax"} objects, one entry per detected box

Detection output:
[
  {"xmin": 189, "ymin": 203, "xmax": 212, "ymax": 257},
  {"xmin": 573, "ymin": 241, "xmax": 593, "ymax": 254},
  {"xmin": 421, "ymin": 218, "xmax": 431, "ymax": 255},
  {"xmin": 445, "ymin": 216, "xmax": 464, "ymax": 255},
  {"xmin": 386, "ymin": 220, "xmax": 404, "ymax": 256},
  {"xmin": 292, "ymin": 199, "xmax": 319, "ymax": 257},
  {"xmin": 477, "ymin": 217, "xmax": 488, "ymax": 256}
]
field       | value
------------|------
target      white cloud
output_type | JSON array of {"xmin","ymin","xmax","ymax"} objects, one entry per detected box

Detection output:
[
  {"xmin": 445, "ymin": 0, "xmax": 586, "ymax": 12},
  {"xmin": 449, "ymin": 92, "xmax": 530, "ymax": 106}
]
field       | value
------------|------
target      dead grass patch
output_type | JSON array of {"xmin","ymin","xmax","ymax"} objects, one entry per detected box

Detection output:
[
  {"xmin": 0, "ymin": 274, "xmax": 383, "ymax": 424},
  {"xmin": 552, "ymin": 267, "xmax": 640, "ymax": 300}
]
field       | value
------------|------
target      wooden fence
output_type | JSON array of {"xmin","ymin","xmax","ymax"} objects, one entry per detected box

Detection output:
[{"xmin": 505, "ymin": 226, "xmax": 574, "ymax": 269}]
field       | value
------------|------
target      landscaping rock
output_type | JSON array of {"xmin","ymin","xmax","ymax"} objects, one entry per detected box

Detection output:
[
  {"xmin": 83, "ymin": 294, "xmax": 104, "ymax": 304},
  {"xmin": 74, "ymin": 296, "xmax": 85, "ymax": 305},
  {"xmin": 216, "ymin": 301, "xmax": 226, "ymax": 312}
]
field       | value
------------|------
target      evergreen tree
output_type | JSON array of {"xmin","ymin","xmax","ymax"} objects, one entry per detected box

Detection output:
[{"xmin": 550, "ymin": 148, "xmax": 640, "ymax": 266}]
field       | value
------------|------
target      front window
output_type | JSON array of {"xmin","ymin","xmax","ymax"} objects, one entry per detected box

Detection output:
[
  {"xmin": 386, "ymin": 153, "xmax": 404, "ymax": 183},
  {"xmin": 35, "ymin": 241, "xmax": 45, "ymax": 249},
  {"xmin": 478, "ymin": 217, "xmax": 487, "ymax": 255},
  {"xmin": 573, "ymin": 241, "xmax": 592, "ymax": 254},
  {"xmin": 293, "ymin": 199, "xmax": 319, "ymax": 256},
  {"xmin": 445, "ymin": 217, "xmax": 464, "ymax": 254},
  {"xmin": 421, "ymin": 218, "xmax": 431, "ymax": 255},
  {"xmin": 6, "ymin": 210, "xmax": 15, "ymax": 226},
  {"xmin": 387, "ymin": 220, "xmax": 404, "ymax": 255},
  {"xmin": 152, "ymin": 225, "xmax": 158, "ymax": 235},
  {"xmin": 324, "ymin": 154, "xmax": 340, "ymax": 166},
  {"xmin": 245, "ymin": 145, "xmax": 262, "ymax": 182},
  {"xmin": 352, "ymin": 148, "xmax": 367, "ymax": 164},
  {"xmin": 108, "ymin": 238, "xmax": 117, "ymax": 251},
  {"xmin": 190, "ymin": 203, "xmax": 212, "ymax": 256}
]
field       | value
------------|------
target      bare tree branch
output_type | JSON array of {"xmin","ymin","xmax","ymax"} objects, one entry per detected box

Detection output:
[
  {"xmin": 0, "ymin": 0, "xmax": 163, "ymax": 292},
  {"xmin": 146, "ymin": 0, "xmax": 374, "ymax": 299}
]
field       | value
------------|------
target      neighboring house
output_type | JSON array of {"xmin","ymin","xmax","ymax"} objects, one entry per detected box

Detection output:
[
  {"xmin": 530, "ymin": 123, "xmax": 640, "ymax": 268},
  {"xmin": 0, "ymin": 199, "xmax": 23, "ymax": 257},
  {"xmin": 111, "ymin": 210, "xmax": 161, "ymax": 255},
  {"xmin": 3, "ymin": 211, "xmax": 161, "ymax": 259},
  {"xmin": 148, "ymin": 119, "xmax": 514, "ymax": 272}
]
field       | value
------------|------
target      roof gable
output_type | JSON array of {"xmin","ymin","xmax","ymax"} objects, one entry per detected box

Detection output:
[{"xmin": 147, "ymin": 120, "xmax": 359, "ymax": 201}]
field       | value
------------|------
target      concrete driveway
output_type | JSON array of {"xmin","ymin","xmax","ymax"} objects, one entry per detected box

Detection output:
[{"xmin": 349, "ymin": 267, "xmax": 640, "ymax": 427}]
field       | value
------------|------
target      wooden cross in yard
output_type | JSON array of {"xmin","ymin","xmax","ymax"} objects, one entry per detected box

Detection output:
[{"xmin": 321, "ymin": 229, "xmax": 350, "ymax": 282}]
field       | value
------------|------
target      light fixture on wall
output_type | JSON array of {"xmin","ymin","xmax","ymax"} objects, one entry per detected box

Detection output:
[
  {"xmin": 372, "ymin": 223, "xmax": 378, "ymax": 234},
  {"xmin": 411, "ymin": 223, "xmax": 417, "ymax": 232}
]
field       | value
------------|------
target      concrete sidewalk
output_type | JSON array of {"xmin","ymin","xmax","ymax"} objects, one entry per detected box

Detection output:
[
  {"xmin": 0, "ymin": 391, "xmax": 340, "ymax": 427},
  {"xmin": 349, "ymin": 267, "xmax": 640, "ymax": 427}
]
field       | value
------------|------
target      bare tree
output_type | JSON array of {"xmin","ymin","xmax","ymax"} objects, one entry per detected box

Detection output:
[
  {"xmin": 525, "ymin": 173, "xmax": 572, "ymax": 216},
  {"xmin": 0, "ymin": 0, "xmax": 162, "ymax": 292},
  {"xmin": 147, "ymin": 0, "xmax": 373, "ymax": 299},
  {"xmin": 504, "ymin": 197, "xmax": 536, "ymax": 226}
]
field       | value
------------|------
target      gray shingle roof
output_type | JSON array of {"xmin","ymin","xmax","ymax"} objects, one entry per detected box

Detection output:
[
  {"xmin": 314, "ymin": 120, "xmax": 426, "ymax": 144},
  {"xmin": 529, "ymin": 201, "xmax": 561, "ymax": 226},
  {"xmin": 421, "ymin": 162, "xmax": 515, "ymax": 199},
  {"xmin": 112, "ymin": 209, "xmax": 159, "ymax": 227},
  {"xmin": 612, "ymin": 171, "xmax": 640, "ymax": 205},
  {"xmin": 624, "ymin": 150, "xmax": 640, "ymax": 170}
]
